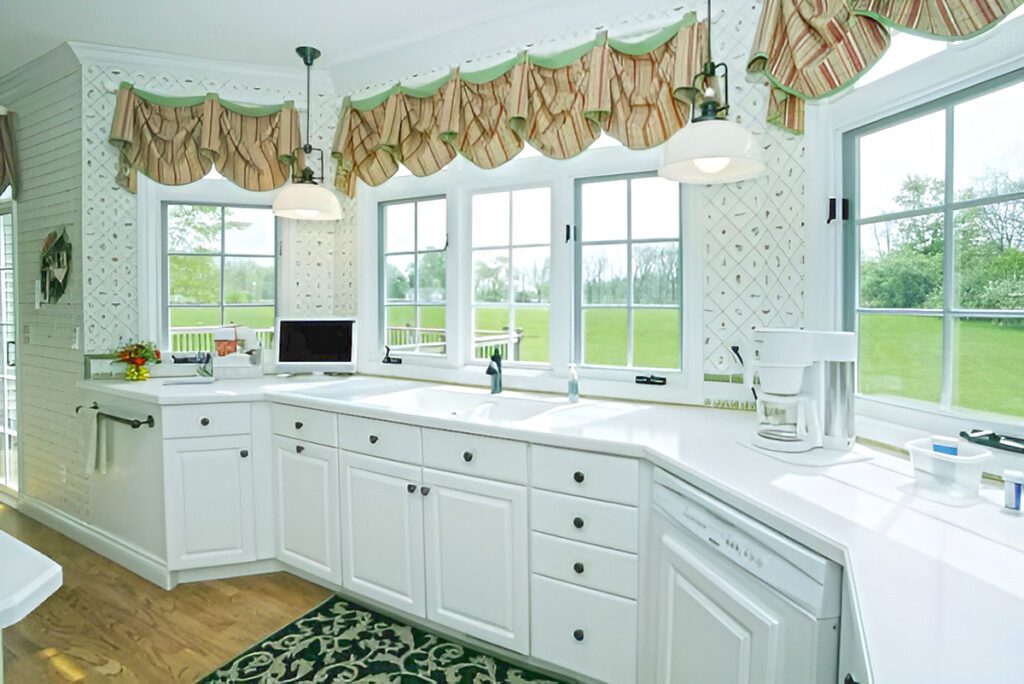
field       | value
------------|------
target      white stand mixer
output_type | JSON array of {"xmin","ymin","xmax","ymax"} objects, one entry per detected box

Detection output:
[{"xmin": 744, "ymin": 329, "xmax": 857, "ymax": 454}]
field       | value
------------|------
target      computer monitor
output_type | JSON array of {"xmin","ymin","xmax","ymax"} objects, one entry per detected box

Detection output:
[{"xmin": 274, "ymin": 318, "xmax": 357, "ymax": 374}]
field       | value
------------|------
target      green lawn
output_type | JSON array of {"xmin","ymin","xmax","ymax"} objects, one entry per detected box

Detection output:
[
  {"xmin": 860, "ymin": 315, "xmax": 1024, "ymax": 417},
  {"xmin": 171, "ymin": 303, "xmax": 1023, "ymax": 417}
]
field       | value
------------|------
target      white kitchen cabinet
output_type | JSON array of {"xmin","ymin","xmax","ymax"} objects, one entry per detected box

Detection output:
[
  {"xmin": 164, "ymin": 435, "xmax": 256, "ymax": 570},
  {"xmin": 422, "ymin": 467, "xmax": 529, "ymax": 655},
  {"xmin": 273, "ymin": 436, "xmax": 342, "ymax": 585},
  {"xmin": 340, "ymin": 451, "xmax": 425, "ymax": 616}
]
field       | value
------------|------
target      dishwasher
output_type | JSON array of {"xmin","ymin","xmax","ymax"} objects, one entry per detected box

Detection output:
[{"xmin": 647, "ymin": 468, "xmax": 843, "ymax": 684}]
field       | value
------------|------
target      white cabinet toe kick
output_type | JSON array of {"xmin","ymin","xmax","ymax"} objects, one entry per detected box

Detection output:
[{"xmin": 70, "ymin": 392, "xmax": 859, "ymax": 684}]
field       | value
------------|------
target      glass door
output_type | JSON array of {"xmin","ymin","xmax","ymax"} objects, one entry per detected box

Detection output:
[{"xmin": 0, "ymin": 209, "xmax": 16, "ymax": 491}]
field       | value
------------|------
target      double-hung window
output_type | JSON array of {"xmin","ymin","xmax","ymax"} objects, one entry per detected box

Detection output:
[
  {"xmin": 166, "ymin": 203, "xmax": 277, "ymax": 351},
  {"xmin": 846, "ymin": 72, "xmax": 1024, "ymax": 418},
  {"xmin": 381, "ymin": 197, "xmax": 448, "ymax": 355},
  {"xmin": 577, "ymin": 174, "xmax": 682, "ymax": 370}
]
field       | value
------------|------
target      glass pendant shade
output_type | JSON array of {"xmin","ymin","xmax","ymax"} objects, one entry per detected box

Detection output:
[
  {"xmin": 272, "ymin": 181, "xmax": 342, "ymax": 221},
  {"xmin": 658, "ymin": 119, "xmax": 765, "ymax": 184}
]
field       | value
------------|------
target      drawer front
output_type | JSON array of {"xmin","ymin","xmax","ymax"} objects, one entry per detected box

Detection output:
[
  {"xmin": 531, "ymin": 489, "xmax": 638, "ymax": 553},
  {"xmin": 531, "ymin": 532, "xmax": 637, "ymax": 599},
  {"xmin": 531, "ymin": 446, "xmax": 639, "ymax": 505},
  {"xmin": 163, "ymin": 402, "xmax": 251, "ymax": 439},
  {"xmin": 531, "ymin": 575, "xmax": 637, "ymax": 684},
  {"xmin": 422, "ymin": 429, "xmax": 527, "ymax": 484},
  {"xmin": 272, "ymin": 404, "xmax": 338, "ymax": 447},
  {"xmin": 338, "ymin": 414, "xmax": 422, "ymax": 465}
]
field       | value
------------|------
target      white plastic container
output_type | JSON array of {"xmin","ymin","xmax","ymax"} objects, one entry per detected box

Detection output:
[{"xmin": 905, "ymin": 437, "xmax": 992, "ymax": 499}]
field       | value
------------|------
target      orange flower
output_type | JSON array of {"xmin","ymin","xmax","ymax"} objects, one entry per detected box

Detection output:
[{"xmin": 133, "ymin": 357, "xmax": 145, "ymax": 366}]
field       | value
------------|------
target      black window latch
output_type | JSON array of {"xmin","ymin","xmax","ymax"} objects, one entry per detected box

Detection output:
[{"xmin": 635, "ymin": 374, "xmax": 667, "ymax": 386}]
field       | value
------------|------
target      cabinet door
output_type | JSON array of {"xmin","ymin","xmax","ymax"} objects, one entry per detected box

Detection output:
[
  {"xmin": 422, "ymin": 468, "xmax": 529, "ymax": 654},
  {"xmin": 164, "ymin": 435, "xmax": 255, "ymax": 570},
  {"xmin": 273, "ymin": 437, "xmax": 341, "ymax": 584},
  {"xmin": 340, "ymin": 451, "xmax": 425, "ymax": 616},
  {"xmin": 652, "ymin": 521, "xmax": 829, "ymax": 684}
]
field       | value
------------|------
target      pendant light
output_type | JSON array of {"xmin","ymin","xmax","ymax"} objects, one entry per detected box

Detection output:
[
  {"xmin": 658, "ymin": 0, "xmax": 765, "ymax": 184},
  {"xmin": 273, "ymin": 46, "xmax": 342, "ymax": 221}
]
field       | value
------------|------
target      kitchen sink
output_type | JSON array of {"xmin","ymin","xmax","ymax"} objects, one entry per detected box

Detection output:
[{"xmin": 354, "ymin": 386, "xmax": 566, "ymax": 423}]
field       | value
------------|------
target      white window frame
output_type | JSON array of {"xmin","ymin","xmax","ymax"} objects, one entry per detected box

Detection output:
[
  {"xmin": 357, "ymin": 144, "xmax": 704, "ymax": 404},
  {"xmin": 808, "ymin": 12, "xmax": 1024, "ymax": 466},
  {"xmin": 137, "ymin": 175, "xmax": 281, "ymax": 349}
]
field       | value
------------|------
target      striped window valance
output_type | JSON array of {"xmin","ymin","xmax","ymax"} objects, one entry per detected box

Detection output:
[
  {"xmin": 747, "ymin": 0, "xmax": 1024, "ymax": 133},
  {"xmin": 0, "ymin": 109, "xmax": 16, "ymax": 199},
  {"xmin": 109, "ymin": 83, "xmax": 303, "ymax": 193},
  {"xmin": 332, "ymin": 13, "xmax": 709, "ymax": 197}
]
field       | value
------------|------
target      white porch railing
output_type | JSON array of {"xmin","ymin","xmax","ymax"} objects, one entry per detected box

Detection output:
[{"xmin": 386, "ymin": 326, "xmax": 523, "ymax": 360}]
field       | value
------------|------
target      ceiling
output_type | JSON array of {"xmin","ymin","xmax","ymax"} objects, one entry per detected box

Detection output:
[{"xmin": 0, "ymin": 0, "xmax": 567, "ymax": 76}]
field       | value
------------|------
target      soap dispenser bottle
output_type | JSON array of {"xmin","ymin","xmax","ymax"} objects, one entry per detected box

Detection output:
[{"xmin": 568, "ymin": 364, "xmax": 580, "ymax": 403}]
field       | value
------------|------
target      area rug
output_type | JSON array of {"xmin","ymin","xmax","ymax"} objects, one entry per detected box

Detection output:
[{"xmin": 198, "ymin": 594, "xmax": 568, "ymax": 683}]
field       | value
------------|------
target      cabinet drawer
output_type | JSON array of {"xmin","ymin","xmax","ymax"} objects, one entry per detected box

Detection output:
[
  {"xmin": 531, "ymin": 446, "xmax": 639, "ymax": 505},
  {"xmin": 531, "ymin": 575, "xmax": 637, "ymax": 684},
  {"xmin": 531, "ymin": 532, "xmax": 637, "ymax": 599},
  {"xmin": 422, "ymin": 429, "xmax": 527, "ymax": 484},
  {"xmin": 531, "ymin": 489, "xmax": 638, "ymax": 553},
  {"xmin": 162, "ymin": 402, "xmax": 251, "ymax": 439},
  {"xmin": 338, "ymin": 414, "xmax": 422, "ymax": 465},
  {"xmin": 273, "ymin": 404, "xmax": 338, "ymax": 447}
]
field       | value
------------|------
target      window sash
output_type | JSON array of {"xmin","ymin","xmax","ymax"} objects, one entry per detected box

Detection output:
[
  {"xmin": 379, "ymin": 195, "xmax": 449, "ymax": 357},
  {"xmin": 844, "ymin": 68, "xmax": 1024, "ymax": 414},
  {"xmin": 164, "ymin": 203, "xmax": 278, "ymax": 333},
  {"xmin": 574, "ymin": 172, "xmax": 683, "ymax": 371}
]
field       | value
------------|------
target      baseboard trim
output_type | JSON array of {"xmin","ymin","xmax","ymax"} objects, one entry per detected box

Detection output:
[
  {"xmin": 175, "ymin": 559, "xmax": 283, "ymax": 584},
  {"xmin": 19, "ymin": 496, "xmax": 173, "ymax": 590},
  {"xmin": 0, "ymin": 486, "xmax": 18, "ymax": 508}
]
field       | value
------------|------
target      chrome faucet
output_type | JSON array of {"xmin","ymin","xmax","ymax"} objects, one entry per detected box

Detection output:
[{"xmin": 486, "ymin": 348, "xmax": 503, "ymax": 394}]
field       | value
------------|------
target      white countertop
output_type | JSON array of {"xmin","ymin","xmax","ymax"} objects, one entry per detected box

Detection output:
[
  {"xmin": 78, "ymin": 375, "xmax": 1024, "ymax": 682},
  {"xmin": 0, "ymin": 531, "xmax": 62, "ymax": 629}
]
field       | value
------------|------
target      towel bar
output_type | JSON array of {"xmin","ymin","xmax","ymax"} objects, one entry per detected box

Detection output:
[{"xmin": 75, "ymin": 402, "xmax": 155, "ymax": 429}]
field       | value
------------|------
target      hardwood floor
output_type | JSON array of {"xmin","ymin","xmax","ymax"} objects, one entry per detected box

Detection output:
[{"xmin": 0, "ymin": 503, "xmax": 332, "ymax": 682}]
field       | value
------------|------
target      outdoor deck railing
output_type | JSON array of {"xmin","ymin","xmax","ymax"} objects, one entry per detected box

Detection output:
[
  {"xmin": 386, "ymin": 326, "xmax": 523, "ymax": 360},
  {"xmin": 170, "ymin": 328, "xmax": 274, "ymax": 352}
]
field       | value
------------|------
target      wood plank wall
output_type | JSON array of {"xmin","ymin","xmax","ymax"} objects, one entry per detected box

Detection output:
[{"xmin": 0, "ymin": 45, "xmax": 87, "ymax": 518}]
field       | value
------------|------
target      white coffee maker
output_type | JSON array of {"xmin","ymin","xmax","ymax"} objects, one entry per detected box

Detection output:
[{"xmin": 745, "ymin": 329, "xmax": 856, "ymax": 454}]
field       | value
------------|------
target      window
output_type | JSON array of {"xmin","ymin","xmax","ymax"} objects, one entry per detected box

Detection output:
[
  {"xmin": 576, "ymin": 175, "xmax": 682, "ymax": 370},
  {"xmin": 846, "ymin": 73, "xmax": 1024, "ymax": 418},
  {"xmin": 381, "ymin": 197, "xmax": 448, "ymax": 355},
  {"xmin": 166, "ymin": 204, "xmax": 277, "ymax": 351},
  {"xmin": 471, "ymin": 188, "xmax": 551, "ymax": 364},
  {"xmin": 0, "ymin": 210, "xmax": 15, "ymax": 491}
]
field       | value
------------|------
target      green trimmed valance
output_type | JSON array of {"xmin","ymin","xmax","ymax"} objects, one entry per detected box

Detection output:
[
  {"xmin": 747, "ymin": 0, "xmax": 1024, "ymax": 133},
  {"xmin": 0, "ymin": 108, "xmax": 16, "ymax": 199},
  {"xmin": 332, "ymin": 13, "xmax": 709, "ymax": 196},
  {"xmin": 109, "ymin": 83, "xmax": 303, "ymax": 192}
]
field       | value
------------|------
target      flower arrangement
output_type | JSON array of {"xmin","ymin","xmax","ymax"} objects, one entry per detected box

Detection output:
[{"xmin": 113, "ymin": 341, "xmax": 161, "ymax": 381}]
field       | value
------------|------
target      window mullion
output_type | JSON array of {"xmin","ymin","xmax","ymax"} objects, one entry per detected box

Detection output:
[
  {"xmin": 625, "ymin": 179, "xmax": 634, "ymax": 368},
  {"xmin": 939, "ymin": 105, "xmax": 955, "ymax": 408},
  {"xmin": 219, "ymin": 206, "xmax": 226, "ymax": 326}
]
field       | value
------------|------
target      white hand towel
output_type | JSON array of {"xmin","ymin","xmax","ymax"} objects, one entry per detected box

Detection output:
[
  {"xmin": 79, "ymin": 405, "xmax": 100, "ymax": 475},
  {"xmin": 96, "ymin": 417, "xmax": 108, "ymax": 475}
]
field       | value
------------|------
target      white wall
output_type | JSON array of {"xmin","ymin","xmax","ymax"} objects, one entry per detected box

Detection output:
[{"xmin": 0, "ymin": 45, "xmax": 86, "ymax": 516}]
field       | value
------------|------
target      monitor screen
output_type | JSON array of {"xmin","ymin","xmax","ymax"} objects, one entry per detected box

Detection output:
[{"xmin": 277, "ymin": 319, "xmax": 354, "ymax": 364}]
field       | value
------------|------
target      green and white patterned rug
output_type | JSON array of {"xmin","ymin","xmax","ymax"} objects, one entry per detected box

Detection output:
[{"xmin": 199, "ymin": 595, "xmax": 568, "ymax": 683}]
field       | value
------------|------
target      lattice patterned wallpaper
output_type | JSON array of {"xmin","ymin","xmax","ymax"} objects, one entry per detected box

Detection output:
[
  {"xmin": 700, "ymin": 0, "xmax": 806, "ymax": 386},
  {"xmin": 79, "ymin": 60, "xmax": 353, "ymax": 352}
]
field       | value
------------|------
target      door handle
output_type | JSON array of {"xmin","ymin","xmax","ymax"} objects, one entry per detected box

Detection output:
[
  {"xmin": 462, "ymin": 451, "xmax": 474, "ymax": 462},
  {"xmin": 294, "ymin": 421, "xmax": 303, "ymax": 429},
  {"xmin": 6, "ymin": 340, "xmax": 14, "ymax": 367},
  {"xmin": 407, "ymin": 484, "xmax": 417, "ymax": 493},
  {"xmin": 420, "ymin": 486, "xmax": 431, "ymax": 496},
  {"xmin": 369, "ymin": 434, "xmax": 379, "ymax": 445},
  {"xmin": 296, "ymin": 445, "xmax": 305, "ymax": 453},
  {"xmin": 240, "ymin": 450, "xmax": 249, "ymax": 458}
]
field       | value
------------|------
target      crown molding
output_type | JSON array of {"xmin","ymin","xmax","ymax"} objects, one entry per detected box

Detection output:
[{"xmin": 68, "ymin": 41, "xmax": 336, "ymax": 94}]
